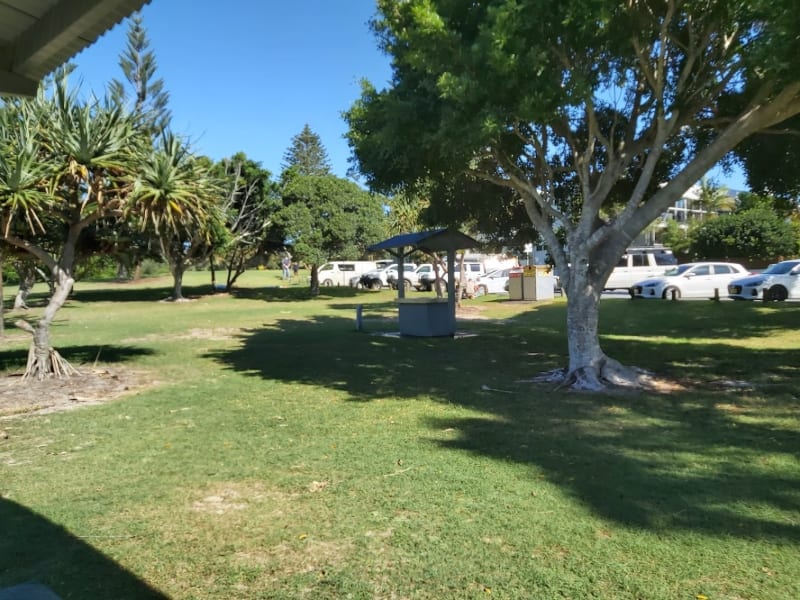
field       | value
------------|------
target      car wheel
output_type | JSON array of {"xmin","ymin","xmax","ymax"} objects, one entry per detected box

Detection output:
[
  {"xmin": 767, "ymin": 285, "xmax": 788, "ymax": 301},
  {"xmin": 322, "ymin": 279, "xmax": 333, "ymax": 287},
  {"xmin": 370, "ymin": 280, "xmax": 382, "ymax": 291},
  {"xmin": 663, "ymin": 287, "xmax": 681, "ymax": 300}
]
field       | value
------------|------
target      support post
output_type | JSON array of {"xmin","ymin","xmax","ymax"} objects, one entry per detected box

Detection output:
[
  {"xmin": 446, "ymin": 249, "xmax": 456, "ymax": 333},
  {"xmin": 355, "ymin": 304, "xmax": 363, "ymax": 331}
]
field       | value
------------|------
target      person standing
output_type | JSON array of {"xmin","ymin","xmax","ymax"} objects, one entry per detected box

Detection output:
[{"xmin": 281, "ymin": 255, "xmax": 291, "ymax": 280}]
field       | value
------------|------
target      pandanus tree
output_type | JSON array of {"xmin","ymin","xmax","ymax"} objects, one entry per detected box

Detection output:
[
  {"xmin": 0, "ymin": 77, "xmax": 141, "ymax": 378},
  {"xmin": 131, "ymin": 132, "xmax": 223, "ymax": 301}
]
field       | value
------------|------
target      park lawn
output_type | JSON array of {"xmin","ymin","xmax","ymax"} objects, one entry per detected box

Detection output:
[{"xmin": 1, "ymin": 271, "xmax": 798, "ymax": 599}]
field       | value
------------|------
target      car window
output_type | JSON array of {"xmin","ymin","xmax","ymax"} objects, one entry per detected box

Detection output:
[
  {"xmin": 319, "ymin": 264, "xmax": 332, "ymax": 272},
  {"xmin": 654, "ymin": 253, "xmax": 678, "ymax": 265},
  {"xmin": 665, "ymin": 265, "xmax": 690, "ymax": 276},
  {"xmin": 340, "ymin": 264, "xmax": 355, "ymax": 272},
  {"xmin": 763, "ymin": 261, "xmax": 800, "ymax": 275},
  {"xmin": 713, "ymin": 264, "xmax": 732, "ymax": 274},
  {"xmin": 692, "ymin": 265, "xmax": 710, "ymax": 276},
  {"xmin": 632, "ymin": 254, "xmax": 647, "ymax": 267},
  {"xmin": 617, "ymin": 255, "xmax": 629, "ymax": 267}
]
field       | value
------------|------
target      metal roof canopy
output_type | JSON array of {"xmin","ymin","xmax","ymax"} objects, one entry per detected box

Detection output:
[
  {"xmin": 367, "ymin": 227, "xmax": 481, "ymax": 338},
  {"xmin": 0, "ymin": 0, "xmax": 150, "ymax": 97},
  {"xmin": 368, "ymin": 228, "xmax": 481, "ymax": 256}
]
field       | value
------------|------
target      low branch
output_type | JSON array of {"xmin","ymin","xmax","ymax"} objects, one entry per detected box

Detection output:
[{"xmin": 14, "ymin": 319, "xmax": 35, "ymax": 334}]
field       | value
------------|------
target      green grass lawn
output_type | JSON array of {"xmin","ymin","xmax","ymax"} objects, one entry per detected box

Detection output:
[{"xmin": 1, "ymin": 270, "xmax": 798, "ymax": 599}]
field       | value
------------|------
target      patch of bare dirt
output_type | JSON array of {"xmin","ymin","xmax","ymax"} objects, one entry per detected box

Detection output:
[
  {"xmin": 456, "ymin": 304, "xmax": 490, "ymax": 319},
  {"xmin": 0, "ymin": 367, "xmax": 154, "ymax": 419},
  {"xmin": 123, "ymin": 328, "xmax": 237, "ymax": 344}
]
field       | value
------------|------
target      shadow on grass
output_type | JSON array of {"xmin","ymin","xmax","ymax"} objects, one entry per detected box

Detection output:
[
  {"xmin": 69, "ymin": 284, "xmax": 216, "ymax": 303},
  {"xmin": 13, "ymin": 282, "xmax": 394, "ymax": 305},
  {"xmin": 231, "ymin": 286, "xmax": 366, "ymax": 302},
  {"xmin": 0, "ymin": 345, "xmax": 156, "ymax": 373},
  {"xmin": 205, "ymin": 309, "xmax": 800, "ymax": 542},
  {"xmin": 0, "ymin": 497, "xmax": 167, "ymax": 598}
]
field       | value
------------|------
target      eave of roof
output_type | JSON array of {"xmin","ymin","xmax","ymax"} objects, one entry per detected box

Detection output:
[{"xmin": 0, "ymin": 0, "xmax": 150, "ymax": 97}]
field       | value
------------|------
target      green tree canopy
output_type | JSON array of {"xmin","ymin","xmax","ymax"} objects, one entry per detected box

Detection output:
[
  {"xmin": 346, "ymin": 0, "xmax": 800, "ymax": 390},
  {"xmin": 690, "ymin": 207, "xmax": 798, "ymax": 263},
  {"xmin": 275, "ymin": 173, "xmax": 386, "ymax": 294},
  {"xmin": 281, "ymin": 124, "xmax": 332, "ymax": 176}
]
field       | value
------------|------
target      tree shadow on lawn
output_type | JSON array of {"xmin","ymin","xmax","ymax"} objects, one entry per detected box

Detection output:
[
  {"xmin": 69, "ymin": 284, "xmax": 217, "ymax": 303},
  {"xmin": 205, "ymin": 311, "xmax": 800, "ymax": 542},
  {"xmin": 232, "ymin": 286, "xmax": 366, "ymax": 302},
  {"xmin": 0, "ymin": 497, "xmax": 167, "ymax": 599}
]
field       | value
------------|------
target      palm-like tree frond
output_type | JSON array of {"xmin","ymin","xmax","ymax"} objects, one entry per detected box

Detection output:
[
  {"xmin": 132, "ymin": 132, "xmax": 222, "ymax": 237},
  {"xmin": 0, "ymin": 120, "xmax": 52, "ymax": 235}
]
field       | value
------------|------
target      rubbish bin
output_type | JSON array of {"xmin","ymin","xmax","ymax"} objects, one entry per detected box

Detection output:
[{"xmin": 508, "ymin": 266, "xmax": 556, "ymax": 301}]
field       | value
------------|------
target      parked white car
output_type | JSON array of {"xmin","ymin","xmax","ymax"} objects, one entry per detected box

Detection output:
[
  {"xmin": 476, "ymin": 268, "xmax": 512, "ymax": 295},
  {"xmin": 631, "ymin": 262, "xmax": 749, "ymax": 299},
  {"xmin": 317, "ymin": 261, "xmax": 378, "ymax": 287},
  {"xmin": 728, "ymin": 259, "xmax": 800, "ymax": 301}
]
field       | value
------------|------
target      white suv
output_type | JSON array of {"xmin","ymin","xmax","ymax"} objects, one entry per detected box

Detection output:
[
  {"xmin": 418, "ymin": 261, "xmax": 485, "ymax": 292},
  {"xmin": 728, "ymin": 259, "xmax": 800, "ymax": 301},
  {"xmin": 604, "ymin": 247, "xmax": 677, "ymax": 291}
]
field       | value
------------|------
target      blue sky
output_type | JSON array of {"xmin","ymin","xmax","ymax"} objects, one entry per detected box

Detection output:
[
  {"xmin": 69, "ymin": 0, "xmax": 746, "ymax": 190},
  {"xmin": 70, "ymin": 0, "xmax": 392, "ymax": 179}
]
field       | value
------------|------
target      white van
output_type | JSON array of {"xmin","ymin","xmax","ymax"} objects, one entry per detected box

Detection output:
[
  {"xmin": 317, "ymin": 261, "xmax": 378, "ymax": 287},
  {"xmin": 604, "ymin": 247, "xmax": 677, "ymax": 291}
]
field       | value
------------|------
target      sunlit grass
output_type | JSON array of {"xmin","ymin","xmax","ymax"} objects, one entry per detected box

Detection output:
[{"xmin": 1, "ymin": 273, "xmax": 798, "ymax": 599}]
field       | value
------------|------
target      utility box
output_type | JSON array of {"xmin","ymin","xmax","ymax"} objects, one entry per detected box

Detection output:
[{"xmin": 508, "ymin": 266, "xmax": 556, "ymax": 301}]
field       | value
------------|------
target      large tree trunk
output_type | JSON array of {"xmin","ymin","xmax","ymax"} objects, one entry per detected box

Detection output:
[
  {"xmin": 548, "ymin": 268, "xmax": 652, "ymax": 391},
  {"xmin": 170, "ymin": 259, "xmax": 186, "ymax": 301},
  {"xmin": 17, "ymin": 269, "xmax": 79, "ymax": 380}
]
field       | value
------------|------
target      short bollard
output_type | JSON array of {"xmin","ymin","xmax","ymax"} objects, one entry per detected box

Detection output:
[
  {"xmin": 670, "ymin": 288, "xmax": 677, "ymax": 301},
  {"xmin": 355, "ymin": 304, "xmax": 363, "ymax": 331},
  {"xmin": 713, "ymin": 288, "xmax": 720, "ymax": 301}
]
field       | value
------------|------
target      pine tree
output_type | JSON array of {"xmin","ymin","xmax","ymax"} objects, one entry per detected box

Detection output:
[
  {"xmin": 109, "ymin": 13, "xmax": 171, "ymax": 136},
  {"xmin": 281, "ymin": 124, "xmax": 331, "ymax": 176}
]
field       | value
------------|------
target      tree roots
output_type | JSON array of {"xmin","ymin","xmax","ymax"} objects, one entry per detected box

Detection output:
[
  {"xmin": 22, "ymin": 344, "xmax": 80, "ymax": 381},
  {"xmin": 534, "ymin": 357, "xmax": 655, "ymax": 392}
]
